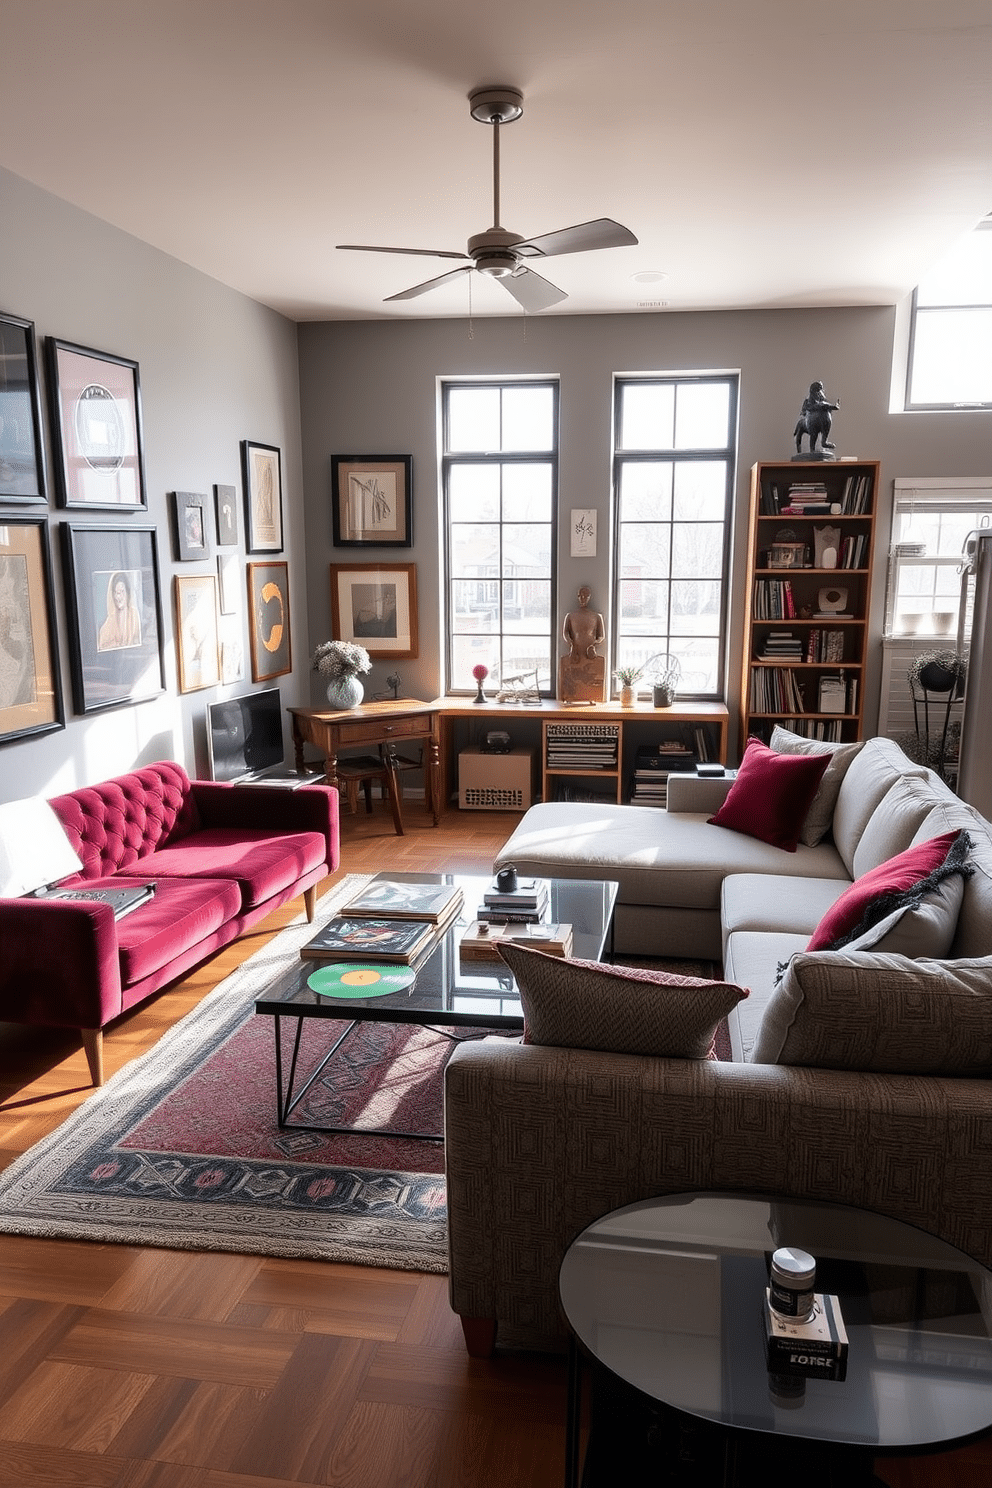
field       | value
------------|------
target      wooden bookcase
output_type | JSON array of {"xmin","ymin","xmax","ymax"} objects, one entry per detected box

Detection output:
[{"xmin": 740, "ymin": 460, "xmax": 879, "ymax": 745}]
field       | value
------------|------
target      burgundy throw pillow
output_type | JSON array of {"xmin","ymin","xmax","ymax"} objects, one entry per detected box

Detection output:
[
  {"xmin": 708, "ymin": 737, "xmax": 831, "ymax": 852},
  {"xmin": 806, "ymin": 829, "xmax": 971, "ymax": 952}
]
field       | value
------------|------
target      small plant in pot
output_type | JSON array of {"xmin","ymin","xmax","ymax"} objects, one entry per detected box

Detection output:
[
  {"xmin": 645, "ymin": 652, "xmax": 681, "ymax": 707},
  {"xmin": 615, "ymin": 664, "xmax": 642, "ymax": 706},
  {"xmin": 312, "ymin": 640, "xmax": 372, "ymax": 710}
]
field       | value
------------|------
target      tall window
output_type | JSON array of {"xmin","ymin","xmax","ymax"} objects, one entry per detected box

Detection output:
[
  {"xmin": 885, "ymin": 478, "xmax": 992, "ymax": 638},
  {"xmin": 613, "ymin": 375, "xmax": 738, "ymax": 697},
  {"xmin": 442, "ymin": 380, "xmax": 557, "ymax": 694},
  {"xmin": 906, "ymin": 218, "xmax": 992, "ymax": 410}
]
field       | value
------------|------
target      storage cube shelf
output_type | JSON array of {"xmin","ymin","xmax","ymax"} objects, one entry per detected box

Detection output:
[{"xmin": 740, "ymin": 460, "xmax": 879, "ymax": 745}]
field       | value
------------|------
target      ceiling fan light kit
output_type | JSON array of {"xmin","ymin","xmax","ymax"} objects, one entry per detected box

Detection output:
[{"xmin": 337, "ymin": 85, "xmax": 637, "ymax": 311}]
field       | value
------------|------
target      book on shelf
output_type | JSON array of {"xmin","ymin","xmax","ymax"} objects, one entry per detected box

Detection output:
[
  {"xmin": 300, "ymin": 916, "xmax": 436, "ymax": 964},
  {"xmin": 459, "ymin": 921, "xmax": 574, "ymax": 961},
  {"xmin": 340, "ymin": 879, "xmax": 463, "ymax": 926}
]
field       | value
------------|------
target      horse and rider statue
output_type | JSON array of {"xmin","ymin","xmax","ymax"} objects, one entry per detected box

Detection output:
[{"xmin": 794, "ymin": 381, "xmax": 840, "ymax": 456}]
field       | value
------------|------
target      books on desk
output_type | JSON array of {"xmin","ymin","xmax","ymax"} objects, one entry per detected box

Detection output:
[
  {"xmin": 459, "ymin": 921, "xmax": 573, "ymax": 962},
  {"xmin": 300, "ymin": 916, "xmax": 436, "ymax": 964},
  {"xmin": 341, "ymin": 879, "xmax": 463, "ymax": 927}
]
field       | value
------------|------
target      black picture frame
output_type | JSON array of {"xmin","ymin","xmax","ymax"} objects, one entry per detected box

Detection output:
[
  {"xmin": 331, "ymin": 454, "xmax": 413, "ymax": 547},
  {"xmin": 46, "ymin": 338, "xmax": 147, "ymax": 510},
  {"xmin": 0, "ymin": 312, "xmax": 48, "ymax": 505},
  {"xmin": 171, "ymin": 490, "xmax": 212, "ymax": 562},
  {"xmin": 60, "ymin": 524, "xmax": 165, "ymax": 714},
  {"xmin": 214, "ymin": 482, "xmax": 238, "ymax": 545},
  {"xmin": 247, "ymin": 560, "xmax": 291, "ymax": 680},
  {"xmin": 0, "ymin": 517, "xmax": 65, "ymax": 744},
  {"xmin": 241, "ymin": 440, "xmax": 283, "ymax": 553}
]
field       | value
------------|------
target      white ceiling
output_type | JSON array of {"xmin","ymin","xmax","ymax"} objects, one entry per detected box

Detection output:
[{"xmin": 1, "ymin": 1, "xmax": 990, "ymax": 322}]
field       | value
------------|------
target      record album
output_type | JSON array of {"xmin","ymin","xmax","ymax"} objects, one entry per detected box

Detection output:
[{"xmin": 307, "ymin": 963, "xmax": 416, "ymax": 998}]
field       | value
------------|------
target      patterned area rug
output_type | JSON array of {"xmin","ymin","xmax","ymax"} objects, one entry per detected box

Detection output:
[{"xmin": 0, "ymin": 873, "xmax": 724, "ymax": 1273}]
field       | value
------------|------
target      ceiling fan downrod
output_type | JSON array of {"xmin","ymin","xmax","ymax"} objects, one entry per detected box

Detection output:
[{"xmin": 468, "ymin": 86, "xmax": 525, "ymax": 278}]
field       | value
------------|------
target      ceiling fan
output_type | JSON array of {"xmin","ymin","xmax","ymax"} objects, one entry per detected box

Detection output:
[{"xmin": 337, "ymin": 86, "xmax": 638, "ymax": 312}]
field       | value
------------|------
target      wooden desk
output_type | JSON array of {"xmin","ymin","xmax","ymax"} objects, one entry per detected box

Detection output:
[{"xmin": 288, "ymin": 700, "xmax": 441, "ymax": 836}]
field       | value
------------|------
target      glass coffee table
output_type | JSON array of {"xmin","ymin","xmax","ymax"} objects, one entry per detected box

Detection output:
[
  {"xmin": 559, "ymin": 1191, "xmax": 992, "ymax": 1487},
  {"xmin": 254, "ymin": 871, "xmax": 618, "ymax": 1140}
]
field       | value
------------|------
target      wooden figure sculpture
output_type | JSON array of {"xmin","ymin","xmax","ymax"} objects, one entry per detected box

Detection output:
[{"xmin": 558, "ymin": 585, "xmax": 606, "ymax": 703}]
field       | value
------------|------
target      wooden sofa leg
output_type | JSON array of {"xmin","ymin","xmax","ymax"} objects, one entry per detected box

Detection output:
[
  {"xmin": 460, "ymin": 1316, "xmax": 497, "ymax": 1358},
  {"xmin": 304, "ymin": 885, "xmax": 317, "ymax": 922},
  {"xmin": 81, "ymin": 1028, "xmax": 104, "ymax": 1087}
]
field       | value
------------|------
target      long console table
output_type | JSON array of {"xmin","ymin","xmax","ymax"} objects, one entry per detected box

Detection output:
[
  {"xmin": 433, "ymin": 697, "xmax": 729, "ymax": 812},
  {"xmin": 290, "ymin": 697, "xmax": 729, "ymax": 824}
]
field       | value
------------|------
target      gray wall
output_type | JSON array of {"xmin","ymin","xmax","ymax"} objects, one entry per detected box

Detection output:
[
  {"xmin": 0, "ymin": 166, "xmax": 306, "ymax": 803},
  {"xmin": 299, "ymin": 310, "xmax": 992, "ymax": 753}
]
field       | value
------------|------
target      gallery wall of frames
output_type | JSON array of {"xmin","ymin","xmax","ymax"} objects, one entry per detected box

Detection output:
[{"xmin": 0, "ymin": 309, "xmax": 292, "ymax": 747}]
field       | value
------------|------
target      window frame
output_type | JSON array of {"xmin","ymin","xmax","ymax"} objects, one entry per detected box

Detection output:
[
  {"xmin": 885, "ymin": 477, "xmax": 992, "ymax": 639},
  {"xmin": 905, "ymin": 219, "xmax": 992, "ymax": 412},
  {"xmin": 441, "ymin": 377, "xmax": 560, "ymax": 697},
  {"xmin": 611, "ymin": 373, "xmax": 739, "ymax": 701}
]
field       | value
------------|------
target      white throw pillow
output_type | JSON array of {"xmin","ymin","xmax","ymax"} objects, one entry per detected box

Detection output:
[{"xmin": 769, "ymin": 727, "xmax": 864, "ymax": 847}]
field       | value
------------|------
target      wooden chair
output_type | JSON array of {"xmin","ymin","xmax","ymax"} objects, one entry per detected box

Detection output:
[{"xmin": 335, "ymin": 747, "xmax": 425, "ymax": 815}]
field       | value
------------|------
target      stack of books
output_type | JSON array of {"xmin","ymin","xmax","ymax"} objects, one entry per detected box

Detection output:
[
  {"xmin": 299, "ymin": 879, "xmax": 464, "ymax": 965},
  {"xmin": 629, "ymin": 743, "xmax": 697, "ymax": 807},
  {"xmin": 760, "ymin": 631, "xmax": 804, "ymax": 661},
  {"xmin": 460, "ymin": 920, "xmax": 573, "ymax": 961},
  {"xmin": 782, "ymin": 482, "xmax": 831, "ymax": 514},
  {"xmin": 477, "ymin": 877, "xmax": 549, "ymax": 924}
]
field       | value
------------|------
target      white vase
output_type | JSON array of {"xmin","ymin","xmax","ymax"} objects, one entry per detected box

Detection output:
[
  {"xmin": 326, "ymin": 674, "xmax": 364, "ymax": 709},
  {"xmin": 619, "ymin": 685, "xmax": 636, "ymax": 708}
]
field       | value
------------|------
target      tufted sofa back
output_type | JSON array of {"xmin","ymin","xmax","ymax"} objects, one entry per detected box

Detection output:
[{"xmin": 49, "ymin": 763, "xmax": 202, "ymax": 881}]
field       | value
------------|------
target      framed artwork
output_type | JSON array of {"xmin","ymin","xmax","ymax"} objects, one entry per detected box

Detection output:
[
  {"xmin": 171, "ymin": 490, "xmax": 212, "ymax": 562},
  {"xmin": 329, "ymin": 562, "xmax": 418, "ymax": 660},
  {"xmin": 242, "ymin": 440, "xmax": 283, "ymax": 553},
  {"xmin": 220, "ymin": 623, "xmax": 244, "ymax": 684},
  {"xmin": 0, "ymin": 517, "xmax": 64, "ymax": 744},
  {"xmin": 247, "ymin": 560, "xmax": 291, "ymax": 680},
  {"xmin": 175, "ymin": 574, "xmax": 220, "ymax": 693},
  {"xmin": 570, "ymin": 508, "xmax": 597, "ymax": 558},
  {"xmin": 217, "ymin": 551, "xmax": 240, "ymax": 615},
  {"xmin": 331, "ymin": 455, "xmax": 413, "ymax": 547},
  {"xmin": 60, "ymin": 524, "xmax": 165, "ymax": 714},
  {"xmin": 0, "ymin": 312, "xmax": 47, "ymax": 504},
  {"xmin": 46, "ymin": 338, "xmax": 147, "ymax": 510},
  {"xmin": 214, "ymin": 483, "xmax": 238, "ymax": 545}
]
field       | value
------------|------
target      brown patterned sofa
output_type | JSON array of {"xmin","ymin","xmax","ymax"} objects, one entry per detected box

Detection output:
[{"xmin": 444, "ymin": 736, "xmax": 992, "ymax": 1356}]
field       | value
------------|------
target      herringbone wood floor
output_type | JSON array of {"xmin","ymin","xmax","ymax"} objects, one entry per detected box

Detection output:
[{"xmin": 0, "ymin": 800, "xmax": 987, "ymax": 1486}]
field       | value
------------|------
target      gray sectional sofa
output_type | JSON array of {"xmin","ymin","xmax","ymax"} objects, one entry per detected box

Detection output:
[{"xmin": 443, "ymin": 736, "xmax": 992, "ymax": 1355}]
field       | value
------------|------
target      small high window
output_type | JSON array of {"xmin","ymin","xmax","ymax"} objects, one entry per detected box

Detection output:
[{"xmin": 906, "ymin": 219, "xmax": 992, "ymax": 410}]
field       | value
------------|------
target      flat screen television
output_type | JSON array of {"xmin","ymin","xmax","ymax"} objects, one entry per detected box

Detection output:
[{"xmin": 207, "ymin": 688, "xmax": 285, "ymax": 782}]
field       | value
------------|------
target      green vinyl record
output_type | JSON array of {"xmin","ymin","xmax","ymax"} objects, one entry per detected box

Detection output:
[{"xmin": 307, "ymin": 963, "xmax": 416, "ymax": 998}]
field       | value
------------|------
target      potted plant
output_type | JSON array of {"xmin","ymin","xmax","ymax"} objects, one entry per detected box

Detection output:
[
  {"xmin": 312, "ymin": 640, "xmax": 372, "ymax": 710},
  {"xmin": 615, "ymin": 664, "xmax": 641, "ymax": 708}
]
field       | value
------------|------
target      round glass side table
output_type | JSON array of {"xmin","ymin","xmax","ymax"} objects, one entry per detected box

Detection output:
[{"xmin": 559, "ymin": 1191, "xmax": 992, "ymax": 1487}]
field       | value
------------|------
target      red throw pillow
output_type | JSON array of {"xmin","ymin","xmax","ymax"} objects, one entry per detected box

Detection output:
[
  {"xmin": 806, "ymin": 829, "xmax": 969, "ymax": 952},
  {"xmin": 708, "ymin": 737, "xmax": 831, "ymax": 852}
]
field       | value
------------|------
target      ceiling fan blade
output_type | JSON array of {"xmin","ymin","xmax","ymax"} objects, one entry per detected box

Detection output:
[
  {"xmin": 337, "ymin": 244, "xmax": 470, "ymax": 261},
  {"xmin": 384, "ymin": 266, "xmax": 474, "ymax": 302},
  {"xmin": 515, "ymin": 218, "xmax": 638, "ymax": 259},
  {"xmin": 500, "ymin": 267, "xmax": 568, "ymax": 312}
]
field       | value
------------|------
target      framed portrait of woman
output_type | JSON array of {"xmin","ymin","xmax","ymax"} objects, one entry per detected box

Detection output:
[{"xmin": 60, "ymin": 525, "xmax": 165, "ymax": 713}]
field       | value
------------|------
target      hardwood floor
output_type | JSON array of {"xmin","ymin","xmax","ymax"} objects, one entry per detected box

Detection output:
[{"xmin": 0, "ymin": 800, "xmax": 987, "ymax": 1486}]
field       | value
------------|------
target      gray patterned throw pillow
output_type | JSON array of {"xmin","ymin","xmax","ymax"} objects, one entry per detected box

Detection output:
[{"xmin": 497, "ymin": 941, "xmax": 748, "ymax": 1059}]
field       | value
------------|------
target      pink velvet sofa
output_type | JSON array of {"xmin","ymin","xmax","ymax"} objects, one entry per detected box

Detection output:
[{"xmin": 0, "ymin": 762, "xmax": 339, "ymax": 1084}]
